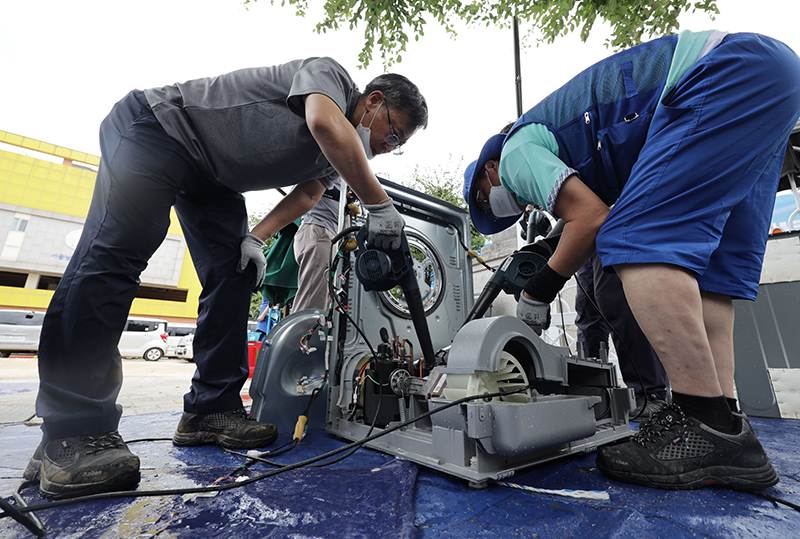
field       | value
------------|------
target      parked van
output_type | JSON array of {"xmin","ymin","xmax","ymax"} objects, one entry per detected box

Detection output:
[
  {"xmin": 165, "ymin": 323, "xmax": 196, "ymax": 358},
  {"xmin": 0, "ymin": 310, "xmax": 44, "ymax": 357},
  {"xmin": 119, "ymin": 317, "xmax": 168, "ymax": 361}
]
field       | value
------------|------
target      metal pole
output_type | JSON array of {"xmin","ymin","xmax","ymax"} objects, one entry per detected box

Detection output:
[{"xmin": 513, "ymin": 16, "xmax": 522, "ymax": 118}]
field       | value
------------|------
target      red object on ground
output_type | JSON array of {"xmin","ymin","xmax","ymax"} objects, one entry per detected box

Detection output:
[{"xmin": 247, "ymin": 341, "xmax": 262, "ymax": 378}]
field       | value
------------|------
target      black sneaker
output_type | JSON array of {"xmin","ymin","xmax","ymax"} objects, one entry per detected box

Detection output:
[
  {"xmin": 36, "ymin": 431, "xmax": 141, "ymax": 499},
  {"xmin": 631, "ymin": 393, "xmax": 668, "ymax": 422},
  {"xmin": 596, "ymin": 404, "xmax": 778, "ymax": 491},
  {"xmin": 172, "ymin": 408, "xmax": 278, "ymax": 449}
]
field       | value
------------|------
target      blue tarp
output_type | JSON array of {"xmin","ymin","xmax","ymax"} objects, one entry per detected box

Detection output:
[{"xmin": 1, "ymin": 412, "xmax": 799, "ymax": 538}]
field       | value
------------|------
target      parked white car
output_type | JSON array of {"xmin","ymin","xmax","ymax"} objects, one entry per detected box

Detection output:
[
  {"xmin": 0, "ymin": 312, "xmax": 170, "ymax": 361},
  {"xmin": 118, "ymin": 317, "xmax": 168, "ymax": 361},
  {"xmin": 165, "ymin": 323, "xmax": 196, "ymax": 358},
  {"xmin": 176, "ymin": 333, "xmax": 193, "ymax": 361},
  {"xmin": 0, "ymin": 310, "xmax": 44, "ymax": 357}
]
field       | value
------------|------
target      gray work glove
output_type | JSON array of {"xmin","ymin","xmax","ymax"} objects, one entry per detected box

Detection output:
[
  {"xmin": 516, "ymin": 294, "xmax": 551, "ymax": 336},
  {"xmin": 364, "ymin": 199, "xmax": 405, "ymax": 250},
  {"xmin": 237, "ymin": 234, "xmax": 266, "ymax": 292}
]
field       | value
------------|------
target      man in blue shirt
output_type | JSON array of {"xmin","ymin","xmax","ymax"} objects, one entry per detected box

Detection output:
[{"xmin": 464, "ymin": 31, "xmax": 800, "ymax": 490}]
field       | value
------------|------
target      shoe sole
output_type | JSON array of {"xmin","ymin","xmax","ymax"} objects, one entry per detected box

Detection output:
[
  {"xmin": 39, "ymin": 468, "xmax": 141, "ymax": 500},
  {"xmin": 172, "ymin": 429, "xmax": 278, "ymax": 450},
  {"xmin": 597, "ymin": 460, "xmax": 779, "ymax": 491}
]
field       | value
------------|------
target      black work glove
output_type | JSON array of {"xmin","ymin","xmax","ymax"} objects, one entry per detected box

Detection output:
[
  {"xmin": 518, "ymin": 234, "xmax": 561, "ymax": 260},
  {"xmin": 523, "ymin": 264, "xmax": 570, "ymax": 305}
]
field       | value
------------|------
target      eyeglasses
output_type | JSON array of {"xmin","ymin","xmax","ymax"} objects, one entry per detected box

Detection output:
[{"xmin": 383, "ymin": 100, "xmax": 402, "ymax": 147}]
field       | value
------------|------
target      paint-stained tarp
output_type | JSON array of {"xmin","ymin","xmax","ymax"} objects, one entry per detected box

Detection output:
[{"xmin": 1, "ymin": 412, "xmax": 799, "ymax": 538}]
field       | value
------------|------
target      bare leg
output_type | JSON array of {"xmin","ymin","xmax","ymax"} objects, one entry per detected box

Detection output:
[
  {"xmin": 700, "ymin": 291, "xmax": 736, "ymax": 398},
  {"xmin": 596, "ymin": 266, "xmax": 778, "ymax": 492},
  {"xmin": 613, "ymin": 263, "xmax": 723, "ymax": 397}
]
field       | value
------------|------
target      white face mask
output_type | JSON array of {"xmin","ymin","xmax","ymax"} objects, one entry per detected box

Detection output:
[
  {"xmin": 355, "ymin": 100, "xmax": 383, "ymax": 161},
  {"xmin": 488, "ymin": 184, "xmax": 523, "ymax": 218}
]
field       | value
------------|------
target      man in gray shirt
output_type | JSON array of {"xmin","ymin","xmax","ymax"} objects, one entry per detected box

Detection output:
[{"xmin": 29, "ymin": 57, "xmax": 428, "ymax": 499}]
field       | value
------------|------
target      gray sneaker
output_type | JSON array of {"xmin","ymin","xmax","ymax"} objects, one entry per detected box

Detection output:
[
  {"xmin": 33, "ymin": 431, "xmax": 140, "ymax": 499},
  {"xmin": 172, "ymin": 407, "xmax": 278, "ymax": 449}
]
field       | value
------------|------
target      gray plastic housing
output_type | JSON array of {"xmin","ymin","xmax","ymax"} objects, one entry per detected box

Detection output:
[
  {"xmin": 329, "ymin": 315, "xmax": 632, "ymax": 485},
  {"xmin": 250, "ymin": 179, "xmax": 632, "ymax": 487},
  {"xmin": 249, "ymin": 309, "xmax": 328, "ymax": 435}
]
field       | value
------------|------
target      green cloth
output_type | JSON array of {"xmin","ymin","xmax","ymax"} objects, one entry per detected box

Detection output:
[{"xmin": 259, "ymin": 218, "xmax": 301, "ymax": 308}]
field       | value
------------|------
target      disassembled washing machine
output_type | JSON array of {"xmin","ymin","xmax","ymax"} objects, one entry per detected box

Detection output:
[{"xmin": 251, "ymin": 179, "xmax": 633, "ymax": 487}]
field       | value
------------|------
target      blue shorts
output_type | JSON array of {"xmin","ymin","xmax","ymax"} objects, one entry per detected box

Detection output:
[{"xmin": 597, "ymin": 33, "xmax": 800, "ymax": 300}]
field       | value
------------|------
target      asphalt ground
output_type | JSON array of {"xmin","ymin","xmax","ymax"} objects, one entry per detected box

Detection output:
[{"xmin": 0, "ymin": 356, "xmax": 252, "ymax": 429}]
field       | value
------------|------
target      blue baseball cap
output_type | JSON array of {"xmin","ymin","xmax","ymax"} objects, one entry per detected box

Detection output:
[{"xmin": 463, "ymin": 133, "xmax": 520, "ymax": 235}]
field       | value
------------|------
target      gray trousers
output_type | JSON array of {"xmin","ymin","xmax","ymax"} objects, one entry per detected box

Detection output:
[{"xmin": 292, "ymin": 223, "xmax": 334, "ymax": 312}]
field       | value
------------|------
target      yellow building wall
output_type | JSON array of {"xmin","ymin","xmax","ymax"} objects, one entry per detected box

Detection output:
[{"xmin": 0, "ymin": 130, "xmax": 201, "ymax": 322}]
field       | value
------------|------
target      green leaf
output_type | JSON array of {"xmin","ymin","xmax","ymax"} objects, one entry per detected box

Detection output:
[{"xmin": 254, "ymin": 0, "xmax": 719, "ymax": 68}]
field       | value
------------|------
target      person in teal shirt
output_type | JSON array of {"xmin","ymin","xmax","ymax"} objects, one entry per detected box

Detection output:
[{"xmin": 464, "ymin": 31, "xmax": 800, "ymax": 491}]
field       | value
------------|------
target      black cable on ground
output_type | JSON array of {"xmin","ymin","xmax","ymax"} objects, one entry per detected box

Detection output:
[
  {"xmin": 221, "ymin": 436, "xmax": 302, "ymax": 469},
  {"xmin": 3, "ymin": 385, "xmax": 531, "ymax": 520},
  {"xmin": 753, "ymin": 491, "xmax": 800, "ymax": 512},
  {"xmin": 300, "ymin": 372, "xmax": 384, "ymax": 470},
  {"xmin": 125, "ymin": 437, "xmax": 173, "ymax": 444},
  {"xmin": 7, "ymin": 391, "xmax": 799, "ymax": 529}
]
